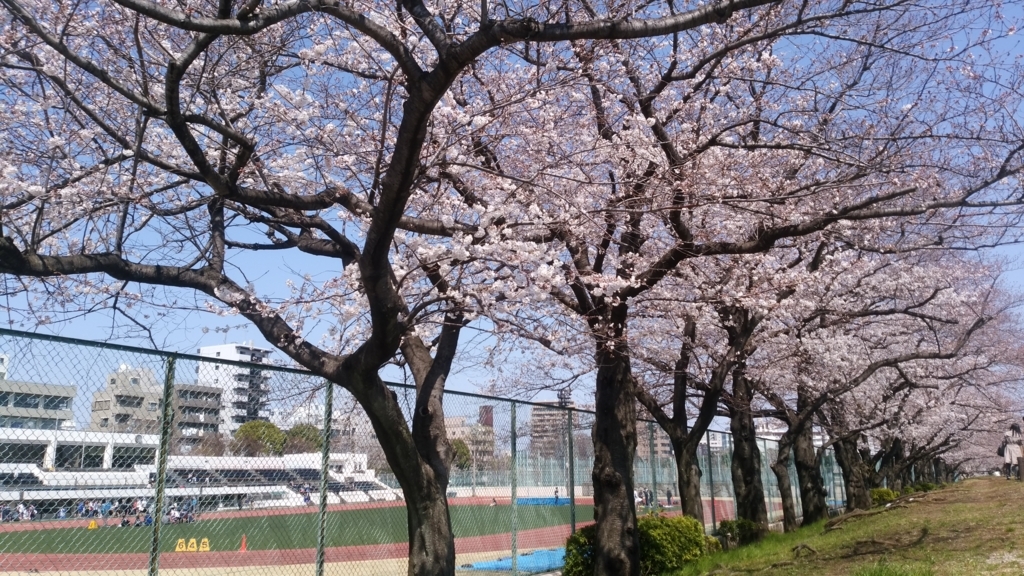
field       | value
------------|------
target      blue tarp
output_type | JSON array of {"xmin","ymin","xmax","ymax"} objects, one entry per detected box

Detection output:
[
  {"xmin": 463, "ymin": 548, "xmax": 565, "ymax": 573},
  {"xmin": 515, "ymin": 497, "xmax": 569, "ymax": 506}
]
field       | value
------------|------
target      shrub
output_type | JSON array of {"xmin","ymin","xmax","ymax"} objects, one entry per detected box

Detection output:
[
  {"xmin": 901, "ymin": 485, "xmax": 917, "ymax": 495},
  {"xmin": 913, "ymin": 482, "xmax": 938, "ymax": 492},
  {"xmin": 563, "ymin": 524, "xmax": 598, "ymax": 576},
  {"xmin": 871, "ymin": 488, "xmax": 899, "ymax": 507},
  {"xmin": 637, "ymin": 514, "xmax": 707, "ymax": 575},
  {"xmin": 716, "ymin": 518, "xmax": 764, "ymax": 547},
  {"xmin": 704, "ymin": 535, "xmax": 723, "ymax": 553},
  {"xmin": 563, "ymin": 515, "xmax": 708, "ymax": 576}
]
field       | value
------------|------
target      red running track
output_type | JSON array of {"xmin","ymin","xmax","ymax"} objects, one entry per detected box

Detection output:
[{"xmin": 0, "ymin": 522, "xmax": 590, "ymax": 572}]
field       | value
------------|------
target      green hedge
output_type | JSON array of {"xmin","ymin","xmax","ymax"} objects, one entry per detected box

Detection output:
[
  {"xmin": 564, "ymin": 514, "xmax": 709, "ymax": 576},
  {"xmin": 870, "ymin": 487, "xmax": 899, "ymax": 507}
]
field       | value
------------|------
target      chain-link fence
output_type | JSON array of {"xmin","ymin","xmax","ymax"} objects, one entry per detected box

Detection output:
[{"xmin": 0, "ymin": 328, "xmax": 845, "ymax": 575}]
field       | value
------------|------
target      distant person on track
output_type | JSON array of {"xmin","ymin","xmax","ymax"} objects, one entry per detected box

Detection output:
[
  {"xmin": 554, "ymin": 487, "xmax": 559, "ymax": 505},
  {"xmin": 1004, "ymin": 423, "xmax": 1023, "ymax": 480}
]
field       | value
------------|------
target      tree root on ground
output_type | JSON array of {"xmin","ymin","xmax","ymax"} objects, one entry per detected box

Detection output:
[
  {"xmin": 792, "ymin": 543, "xmax": 818, "ymax": 557},
  {"xmin": 840, "ymin": 526, "xmax": 929, "ymax": 559},
  {"xmin": 823, "ymin": 504, "xmax": 908, "ymax": 533}
]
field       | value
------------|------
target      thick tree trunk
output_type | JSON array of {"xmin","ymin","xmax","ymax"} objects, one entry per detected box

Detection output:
[
  {"xmin": 728, "ymin": 372, "xmax": 768, "ymax": 530},
  {"xmin": 833, "ymin": 437, "xmax": 871, "ymax": 512},
  {"xmin": 672, "ymin": 437, "xmax": 704, "ymax": 524},
  {"xmin": 769, "ymin": 438, "xmax": 800, "ymax": 532},
  {"xmin": 356, "ymin": 377, "xmax": 456, "ymax": 576},
  {"xmin": 591, "ymin": 345, "xmax": 640, "ymax": 576},
  {"xmin": 405, "ymin": 475, "xmax": 456, "ymax": 576},
  {"xmin": 792, "ymin": 424, "xmax": 827, "ymax": 526}
]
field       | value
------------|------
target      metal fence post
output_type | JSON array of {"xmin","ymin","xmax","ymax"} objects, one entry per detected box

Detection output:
[
  {"xmin": 706, "ymin": 430, "xmax": 717, "ymax": 532},
  {"xmin": 511, "ymin": 402, "xmax": 518, "ymax": 575},
  {"xmin": 148, "ymin": 356, "xmax": 176, "ymax": 576},
  {"xmin": 648, "ymin": 422, "xmax": 657, "ymax": 508},
  {"xmin": 567, "ymin": 408, "xmax": 575, "ymax": 533},
  {"xmin": 316, "ymin": 380, "xmax": 334, "ymax": 576}
]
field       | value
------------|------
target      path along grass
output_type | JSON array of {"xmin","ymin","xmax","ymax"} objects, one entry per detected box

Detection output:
[
  {"xmin": 0, "ymin": 504, "xmax": 593, "ymax": 554},
  {"xmin": 674, "ymin": 478, "xmax": 1024, "ymax": 576}
]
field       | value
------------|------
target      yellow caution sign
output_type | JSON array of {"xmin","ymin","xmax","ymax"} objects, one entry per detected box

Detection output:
[
  {"xmin": 175, "ymin": 539, "xmax": 186, "ymax": 552},
  {"xmin": 199, "ymin": 538, "xmax": 210, "ymax": 552},
  {"xmin": 87, "ymin": 520, "xmax": 98, "ymax": 530},
  {"xmin": 187, "ymin": 538, "xmax": 197, "ymax": 552}
]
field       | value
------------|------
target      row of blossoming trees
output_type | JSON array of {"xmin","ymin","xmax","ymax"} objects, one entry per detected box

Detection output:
[{"xmin": 2, "ymin": 0, "xmax": 1024, "ymax": 573}]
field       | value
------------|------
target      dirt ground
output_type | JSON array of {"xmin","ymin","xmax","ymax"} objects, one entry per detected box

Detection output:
[{"xmin": 0, "ymin": 550, "xmax": 516, "ymax": 576}]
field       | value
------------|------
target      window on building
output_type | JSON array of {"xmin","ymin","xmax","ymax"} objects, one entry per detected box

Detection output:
[
  {"xmin": 100, "ymin": 418, "xmax": 109, "ymax": 427},
  {"xmin": 129, "ymin": 377, "xmax": 140, "ymax": 385},
  {"xmin": 110, "ymin": 378, "xmax": 115, "ymax": 385},
  {"xmin": 0, "ymin": 442, "xmax": 46, "ymax": 465},
  {"xmin": 215, "ymin": 351, "xmax": 221, "ymax": 357},
  {"xmin": 12, "ymin": 394, "xmax": 40, "ymax": 409},
  {"xmin": 0, "ymin": 391, "xmax": 9, "ymax": 406},
  {"xmin": 42, "ymin": 396, "xmax": 69, "ymax": 411},
  {"xmin": 148, "ymin": 402, "xmax": 158, "ymax": 412},
  {"xmin": 115, "ymin": 395, "xmax": 143, "ymax": 408},
  {"xmin": 93, "ymin": 400, "xmax": 110, "ymax": 411},
  {"xmin": 114, "ymin": 414, "xmax": 131, "ymax": 424}
]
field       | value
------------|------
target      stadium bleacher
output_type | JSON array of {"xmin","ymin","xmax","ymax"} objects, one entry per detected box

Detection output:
[
  {"xmin": 216, "ymin": 469, "xmax": 261, "ymax": 484},
  {"xmin": 0, "ymin": 472, "xmax": 42, "ymax": 487},
  {"xmin": 291, "ymin": 469, "xmax": 321, "ymax": 481},
  {"xmin": 257, "ymin": 469, "xmax": 296, "ymax": 484}
]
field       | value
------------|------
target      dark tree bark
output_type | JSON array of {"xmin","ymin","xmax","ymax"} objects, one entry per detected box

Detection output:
[
  {"xmin": 728, "ymin": 364, "xmax": 769, "ymax": 531},
  {"xmin": 791, "ymin": 421, "xmax": 828, "ymax": 526},
  {"xmin": 591, "ymin": 342, "xmax": 640, "ymax": 576},
  {"xmin": 671, "ymin": 437, "xmax": 705, "ymax": 522},
  {"xmin": 769, "ymin": 437, "xmax": 800, "ymax": 532},
  {"xmin": 833, "ymin": 436, "xmax": 872, "ymax": 512}
]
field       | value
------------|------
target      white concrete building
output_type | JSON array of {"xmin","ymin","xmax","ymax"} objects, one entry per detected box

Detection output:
[
  {"xmin": 0, "ymin": 427, "xmax": 159, "ymax": 470},
  {"xmin": 0, "ymin": 353, "xmax": 8, "ymax": 380},
  {"xmin": 196, "ymin": 343, "xmax": 273, "ymax": 433}
]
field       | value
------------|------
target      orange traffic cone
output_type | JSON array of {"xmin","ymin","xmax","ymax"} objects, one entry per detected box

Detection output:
[{"xmin": 240, "ymin": 534, "xmax": 247, "ymax": 552}]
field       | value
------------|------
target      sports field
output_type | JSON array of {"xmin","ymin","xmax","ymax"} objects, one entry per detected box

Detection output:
[{"xmin": 0, "ymin": 504, "xmax": 594, "ymax": 554}]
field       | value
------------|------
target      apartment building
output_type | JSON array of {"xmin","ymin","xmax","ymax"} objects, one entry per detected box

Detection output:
[
  {"xmin": 0, "ymin": 379, "xmax": 75, "ymax": 430},
  {"xmin": 196, "ymin": 343, "xmax": 273, "ymax": 433},
  {"xmin": 89, "ymin": 367, "xmax": 224, "ymax": 442}
]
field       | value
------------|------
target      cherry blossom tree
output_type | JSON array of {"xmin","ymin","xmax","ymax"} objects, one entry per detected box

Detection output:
[
  {"xmin": 2, "ymin": 0, "xmax": 1024, "ymax": 573},
  {"xmin": 747, "ymin": 251, "xmax": 1002, "ymax": 529}
]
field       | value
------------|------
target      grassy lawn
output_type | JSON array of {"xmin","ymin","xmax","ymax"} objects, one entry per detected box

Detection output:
[
  {"xmin": 0, "ymin": 504, "xmax": 593, "ymax": 554},
  {"xmin": 675, "ymin": 477, "xmax": 1022, "ymax": 575}
]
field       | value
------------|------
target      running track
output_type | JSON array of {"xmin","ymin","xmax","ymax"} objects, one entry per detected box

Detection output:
[
  {"xmin": 0, "ymin": 523, "xmax": 583, "ymax": 571},
  {"xmin": 0, "ymin": 498, "xmax": 591, "ymax": 572},
  {"xmin": 0, "ymin": 497, "xmax": 741, "ymax": 572}
]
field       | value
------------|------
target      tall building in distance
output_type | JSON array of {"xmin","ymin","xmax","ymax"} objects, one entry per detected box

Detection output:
[
  {"xmin": 89, "ymin": 365, "xmax": 224, "ymax": 447},
  {"xmin": 529, "ymin": 391, "xmax": 576, "ymax": 459},
  {"xmin": 196, "ymin": 343, "xmax": 273, "ymax": 433},
  {"xmin": 0, "ymin": 379, "xmax": 75, "ymax": 430},
  {"xmin": 635, "ymin": 422, "xmax": 674, "ymax": 460},
  {"xmin": 173, "ymin": 384, "xmax": 223, "ymax": 446},
  {"xmin": 0, "ymin": 353, "xmax": 8, "ymax": 380},
  {"xmin": 90, "ymin": 366, "xmax": 163, "ymax": 434},
  {"xmin": 446, "ymin": 407, "xmax": 495, "ymax": 463}
]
